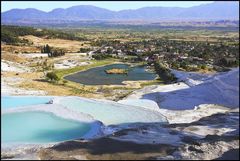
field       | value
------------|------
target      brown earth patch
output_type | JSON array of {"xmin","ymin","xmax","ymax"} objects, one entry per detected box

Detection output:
[
  {"xmin": 38, "ymin": 138, "xmax": 176, "ymax": 160},
  {"xmin": 1, "ymin": 44, "xmax": 40, "ymax": 53},
  {"xmin": 1, "ymin": 52, "xmax": 28, "ymax": 63},
  {"xmin": 20, "ymin": 35, "xmax": 89, "ymax": 52}
]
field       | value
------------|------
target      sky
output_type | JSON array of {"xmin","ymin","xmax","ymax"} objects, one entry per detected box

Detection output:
[{"xmin": 1, "ymin": 1, "xmax": 214, "ymax": 12}]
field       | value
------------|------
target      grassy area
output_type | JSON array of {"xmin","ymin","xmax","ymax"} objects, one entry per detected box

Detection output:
[
  {"xmin": 105, "ymin": 86, "xmax": 136, "ymax": 90},
  {"xmin": 1, "ymin": 52, "xmax": 27, "ymax": 63},
  {"xmin": 14, "ymin": 58, "xmax": 160, "ymax": 98},
  {"xmin": 113, "ymin": 91, "xmax": 133, "ymax": 101},
  {"xmin": 55, "ymin": 58, "xmax": 119, "ymax": 78},
  {"xmin": 54, "ymin": 59, "xmax": 164, "ymax": 96},
  {"xmin": 49, "ymin": 58, "xmax": 125, "ymax": 97},
  {"xmin": 140, "ymin": 79, "xmax": 164, "ymax": 87}
]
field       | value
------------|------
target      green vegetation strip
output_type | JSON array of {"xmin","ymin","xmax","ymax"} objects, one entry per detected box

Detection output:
[
  {"xmin": 1, "ymin": 25, "xmax": 86, "ymax": 45},
  {"xmin": 55, "ymin": 59, "xmax": 119, "ymax": 79},
  {"xmin": 140, "ymin": 79, "xmax": 164, "ymax": 87}
]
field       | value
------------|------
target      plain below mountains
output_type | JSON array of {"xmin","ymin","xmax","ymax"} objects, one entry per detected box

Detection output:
[{"xmin": 1, "ymin": 1, "xmax": 239, "ymax": 25}]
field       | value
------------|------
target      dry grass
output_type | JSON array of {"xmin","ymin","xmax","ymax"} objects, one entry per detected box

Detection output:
[
  {"xmin": 1, "ymin": 44, "xmax": 40, "ymax": 53},
  {"xmin": 19, "ymin": 80, "xmax": 106, "ymax": 98},
  {"xmin": 20, "ymin": 35, "xmax": 89, "ymax": 52},
  {"xmin": 19, "ymin": 80, "xmax": 73, "ymax": 96},
  {"xmin": 1, "ymin": 52, "xmax": 27, "ymax": 63},
  {"xmin": 10, "ymin": 72, "xmax": 70, "ymax": 95},
  {"xmin": 198, "ymin": 68, "xmax": 216, "ymax": 74},
  {"xmin": 105, "ymin": 68, "xmax": 128, "ymax": 74},
  {"xmin": 14, "ymin": 71, "xmax": 103, "ymax": 97}
]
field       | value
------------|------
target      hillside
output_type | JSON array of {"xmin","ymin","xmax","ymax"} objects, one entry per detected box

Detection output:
[
  {"xmin": 1, "ymin": 25, "xmax": 86, "ymax": 45},
  {"xmin": 1, "ymin": 1, "xmax": 239, "ymax": 25}
]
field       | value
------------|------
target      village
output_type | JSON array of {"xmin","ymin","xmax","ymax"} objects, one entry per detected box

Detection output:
[{"xmin": 88, "ymin": 37, "xmax": 239, "ymax": 72}]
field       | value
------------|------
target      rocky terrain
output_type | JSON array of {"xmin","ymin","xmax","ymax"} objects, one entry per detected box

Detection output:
[
  {"xmin": 37, "ymin": 106, "xmax": 239, "ymax": 160},
  {"xmin": 38, "ymin": 68, "xmax": 239, "ymax": 160}
]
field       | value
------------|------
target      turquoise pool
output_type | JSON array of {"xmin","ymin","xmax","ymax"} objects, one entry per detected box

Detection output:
[
  {"xmin": 2, "ymin": 96, "xmax": 53, "ymax": 109},
  {"xmin": 60, "ymin": 97, "xmax": 167, "ymax": 125},
  {"xmin": 1, "ymin": 96, "xmax": 93, "ymax": 144},
  {"xmin": 1, "ymin": 96, "xmax": 167, "ymax": 144},
  {"xmin": 2, "ymin": 111, "xmax": 91, "ymax": 143}
]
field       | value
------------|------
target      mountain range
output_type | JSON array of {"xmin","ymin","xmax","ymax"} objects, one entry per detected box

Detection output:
[{"xmin": 1, "ymin": 1, "xmax": 239, "ymax": 25}]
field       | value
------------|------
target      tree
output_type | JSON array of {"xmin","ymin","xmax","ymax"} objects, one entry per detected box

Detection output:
[
  {"xmin": 154, "ymin": 61, "xmax": 176, "ymax": 83},
  {"xmin": 106, "ymin": 48, "xmax": 113, "ymax": 54},
  {"xmin": 45, "ymin": 44, "xmax": 51, "ymax": 53},
  {"xmin": 171, "ymin": 62, "xmax": 180, "ymax": 69},
  {"xmin": 42, "ymin": 44, "xmax": 51, "ymax": 53},
  {"xmin": 200, "ymin": 64, "xmax": 207, "ymax": 70},
  {"xmin": 41, "ymin": 47, "xmax": 44, "ymax": 53},
  {"xmin": 46, "ymin": 72, "xmax": 60, "ymax": 82},
  {"xmin": 180, "ymin": 61, "xmax": 187, "ymax": 69},
  {"xmin": 92, "ymin": 54, "xmax": 112, "ymax": 60}
]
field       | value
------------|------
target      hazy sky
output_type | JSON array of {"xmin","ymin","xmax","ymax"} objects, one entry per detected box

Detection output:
[{"xmin": 1, "ymin": 1, "xmax": 214, "ymax": 12}]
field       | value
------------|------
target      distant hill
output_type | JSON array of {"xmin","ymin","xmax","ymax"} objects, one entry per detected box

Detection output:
[{"xmin": 1, "ymin": 1, "xmax": 239, "ymax": 25}]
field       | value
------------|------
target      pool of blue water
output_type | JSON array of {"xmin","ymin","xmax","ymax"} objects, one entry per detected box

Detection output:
[
  {"xmin": 1, "ymin": 96, "xmax": 93, "ymax": 144},
  {"xmin": 60, "ymin": 97, "xmax": 168, "ymax": 125},
  {"xmin": 2, "ymin": 111, "xmax": 91, "ymax": 143},
  {"xmin": 1, "ymin": 96, "xmax": 168, "ymax": 144},
  {"xmin": 2, "ymin": 96, "xmax": 53, "ymax": 109}
]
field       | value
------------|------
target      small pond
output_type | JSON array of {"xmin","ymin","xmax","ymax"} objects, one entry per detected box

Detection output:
[{"xmin": 64, "ymin": 64, "xmax": 157, "ymax": 85}]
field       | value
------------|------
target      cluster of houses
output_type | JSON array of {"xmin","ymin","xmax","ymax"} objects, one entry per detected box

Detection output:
[{"xmin": 88, "ymin": 38, "xmax": 238, "ymax": 69}]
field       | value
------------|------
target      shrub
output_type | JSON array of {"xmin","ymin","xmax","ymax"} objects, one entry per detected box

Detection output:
[
  {"xmin": 46, "ymin": 72, "xmax": 60, "ymax": 82},
  {"xmin": 200, "ymin": 64, "xmax": 207, "ymax": 70},
  {"xmin": 62, "ymin": 80, "xmax": 68, "ymax": 84},
  {"xmin": 92, "ymin": 54, "xmax": 112, "ymax": 60}
]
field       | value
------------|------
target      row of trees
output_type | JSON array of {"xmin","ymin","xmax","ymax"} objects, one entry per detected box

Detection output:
[
  {"xmin": 41, "ymin": 44, "xmax": 65, "ymax": 57},
  {"xmin": 79, "ymin": 48, "xmax": 91, "ymax": 53},
  {"xmin": 217, "ymin": 57, "xmax": 239, "ymax": 67},
  {"xmin": 92, "ymin": 54, "xmax": 112, "ymax": 60},
  {"xmin": 1, "ymin": 25, "xmax": 86, "ymax": 45},
  {"xmin": 1, "ymin": 30, "xmax": 20, "ymax": 44},
  {"xmin": 41, "ymin": 44, "xmax": 51, "ymax": 53},
  {"xmin": 154, "ymin": 61, "xmax": 177, "ymax": 83},
  {"xmin": 1, "ymin": 27, "xmax": 30, "ymax": 45}
]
